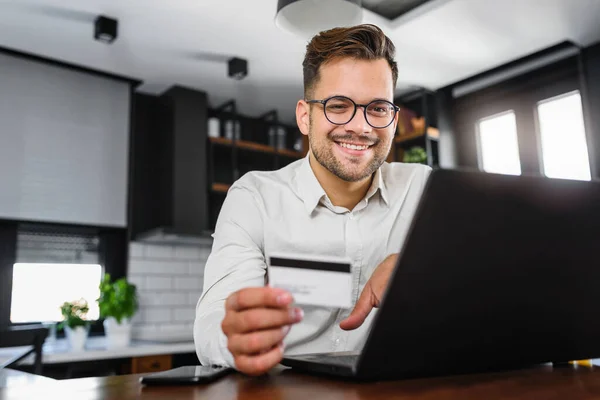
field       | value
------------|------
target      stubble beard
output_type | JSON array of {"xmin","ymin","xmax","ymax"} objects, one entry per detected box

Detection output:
[{"xmin": 308, "ymin": 114, "xmax": 390, "ymax": 182}]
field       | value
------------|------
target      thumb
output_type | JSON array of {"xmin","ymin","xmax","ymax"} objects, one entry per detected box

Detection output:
[{"xmin": 339, "ymin": 286, "xmax": 373, "ymax": 331}]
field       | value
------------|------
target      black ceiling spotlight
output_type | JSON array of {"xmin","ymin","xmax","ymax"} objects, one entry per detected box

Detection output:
[
  {"xmin": 94, "ymin": 15, "xmax": 118, "ymax": 44},
  {"xmin": 228, "ymin": 57, "xmax": 248, "ymax": 80},
  {"xmin": 175, "ymin": 51, "xmax": 249, "ymax": 80}
]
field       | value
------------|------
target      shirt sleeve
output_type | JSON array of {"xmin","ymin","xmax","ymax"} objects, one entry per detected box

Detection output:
[{"xmin": 193, "ymin": 182, "xmax": 267, "ymax": 367}]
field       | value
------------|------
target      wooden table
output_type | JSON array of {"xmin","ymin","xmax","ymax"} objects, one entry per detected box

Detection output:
[{"xmin": 3, "ymin": 364, "xmax": 600, "ymax": 399}]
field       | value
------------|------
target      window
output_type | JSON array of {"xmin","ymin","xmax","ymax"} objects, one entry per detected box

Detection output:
[
  {"xmin": 11, "ymin": 263, "xmax": 101, "ymax": 323},
  {"xmin": 537, "ymin": 91, "xmax": 591, "ymax": 181},
  {"xmin": 477, "ymin": 111, "xmax": 522, "ymax": 175},
  {"xmin": 9, "ymin": 226, "xmax": 102, "ymax": 324},
  {"xmin": 452, "ymin": 47, "xmax": 584, "ymax": 177},
  {"xmin": 0, "ymin": 221, "xmax": 126, "ymax": 328}
]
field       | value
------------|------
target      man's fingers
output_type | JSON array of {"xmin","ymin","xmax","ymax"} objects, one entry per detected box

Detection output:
[
  {"xmin": 226, "ymin": 287, "xmax": 293, "ymax": 312},
  {"xmin": 233, "ymin": 307, "xmax": 303, "ymax": 333},
  {"xmin": 228, "ymin": 326, "xmax": 291, "ymax": 355},
  {"xmin": 234, "ymin": 343, "xmax": 285, "ymax": 376},
  {"xmin": 222, "ymin": 307, "xmax": 302, "ymax": 335},
  {"xmin": 339, "ymin": 287, "xmax": 373, "ymax": 331}
]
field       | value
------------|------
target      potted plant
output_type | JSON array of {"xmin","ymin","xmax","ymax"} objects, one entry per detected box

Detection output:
[
  {"xmin": 403, "ymin": 146, "xmax": 428, "ymax": 164},
  {"xmin": 59, "ymin": 298, "xmax": 90, "ymax": 351},
  {"xmin": 97, "ymin": 273, "xmax": 139, "ymax": 349}
]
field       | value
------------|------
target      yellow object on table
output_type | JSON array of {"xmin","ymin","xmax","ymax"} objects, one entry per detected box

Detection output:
[{"xmin": 569, "ymin": 359, "xmax": 594, "ymax": 367}]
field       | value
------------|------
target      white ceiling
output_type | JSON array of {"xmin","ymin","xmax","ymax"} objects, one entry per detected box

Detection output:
[{"xmin": 0, "ymin": 0, "xmax": 599, "ymax": 124}]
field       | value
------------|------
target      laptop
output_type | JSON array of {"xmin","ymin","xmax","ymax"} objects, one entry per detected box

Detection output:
[{"xmin": 281, "ymin": 168, "xmax": 600, "ymax": 380}]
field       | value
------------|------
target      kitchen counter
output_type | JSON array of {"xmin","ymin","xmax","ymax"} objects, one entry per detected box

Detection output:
[{"xmin": 0, "ymin": 336, "xmax": 196, "ymax": 365}]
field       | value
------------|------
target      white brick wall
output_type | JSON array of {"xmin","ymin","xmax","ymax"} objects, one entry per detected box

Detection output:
[
  {"xmin": 127, "ymin": 242, "xmax": 210, "ymax": 341},
  {"xmin": 146, "ymin": 276, "xmax": 173, "ymax": 290}
]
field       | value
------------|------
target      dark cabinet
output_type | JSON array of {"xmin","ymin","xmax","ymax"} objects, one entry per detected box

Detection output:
[{"xmin": 130, "ymin": 86, "xmax": 210, "ymax": 239}]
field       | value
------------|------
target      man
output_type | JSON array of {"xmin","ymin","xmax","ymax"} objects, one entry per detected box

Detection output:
[{"xmin": 194, "ymin": 24, "xmax": 431, "ymax": 376}]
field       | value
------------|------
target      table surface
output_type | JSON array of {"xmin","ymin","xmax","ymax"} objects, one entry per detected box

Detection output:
[{"xmin": 4, "ymin": 364, "xmax": 600, "ymax": 400}]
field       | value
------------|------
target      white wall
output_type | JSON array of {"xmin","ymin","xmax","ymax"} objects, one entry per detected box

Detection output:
[{"xmin": 127, "ymin": 242, "xmax": 209, "ymax": 342}]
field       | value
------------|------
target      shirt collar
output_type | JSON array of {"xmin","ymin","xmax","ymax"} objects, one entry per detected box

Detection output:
[
  {"xmin": 365, "ymin": 166, "xmax": 390, "ymax": 207},
  {"xmin": 295, "ymin": 154, "xmax": 327, "ymax": 215},
  {"xmin": 294, "ymin": 154, "xmax": 390, "ymax": 215}
]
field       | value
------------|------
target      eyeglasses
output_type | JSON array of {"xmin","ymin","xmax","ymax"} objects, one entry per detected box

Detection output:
[{"xmin": 306, "ymin": 95, "xmax": 399, "ymax": 129}]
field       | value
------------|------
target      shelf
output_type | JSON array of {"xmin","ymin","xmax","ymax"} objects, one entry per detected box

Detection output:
[
  {"xmin": 237, "ymin": 140, "xmax": 275, "ymax": 153},
  {"xmin": 211, "ymin": 183, "xmax": 231, "ymax": 193},
  {"xmin": 208, "ymin": 137, "xmax": 303, "ymax": 158},
  {"xmin": 209, "ymin": 137, "xmax": 273, "ymax": 153},
  {"xmin": 395, "ymin": 127, "xmax": 440, "ymax": 144},
  {"xmin": 209, "ymin": 137, "xmax": 234, "ymax": 146},
  {"xmin": 278, "ymin": 148, "xmax": 304, "ymax": 158}
]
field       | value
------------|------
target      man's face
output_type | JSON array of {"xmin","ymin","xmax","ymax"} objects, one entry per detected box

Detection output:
[{"xmin": 300, "ymin": 58, "xmax": 397, "ymax": 182}]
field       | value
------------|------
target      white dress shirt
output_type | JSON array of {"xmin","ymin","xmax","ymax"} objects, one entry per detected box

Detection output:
[{"xmin": 194, "ymin": 154, "xmax": 431, "ymax": 367}]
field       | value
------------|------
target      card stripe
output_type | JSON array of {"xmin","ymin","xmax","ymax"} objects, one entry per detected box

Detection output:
[{"xmin": 269, "ymin": 257, "xmax": 351, "ymax": 273}]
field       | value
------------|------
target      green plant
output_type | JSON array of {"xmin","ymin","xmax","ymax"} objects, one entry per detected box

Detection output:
[
  {"xmin": 97, "ymin": 273, "xmax": 139, "ymax": 324},
  {"xmin": 403, "ymin": 146, "xmax": 428, "ymax": 164},
  {"xmin": 58, "ymin": 298, "xmax": 90, "ymax": 330}
]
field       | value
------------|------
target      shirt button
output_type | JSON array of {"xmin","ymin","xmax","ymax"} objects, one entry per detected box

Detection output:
[
  {"xmin": 348, "ymin": 213, "xmax": 354, "ymax": 220},
  {"xmin": 334, "ymin": 338, "xmax": 341, "ymax": 347}
]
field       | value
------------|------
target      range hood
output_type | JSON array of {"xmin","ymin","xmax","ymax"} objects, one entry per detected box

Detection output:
[
  {"xmin": 136, "ymin": 227, "xmax": 214, "ymax": 247},
  {"xmin": 131, "ymin": 86, "xmax": 214, "ymax": 247}
]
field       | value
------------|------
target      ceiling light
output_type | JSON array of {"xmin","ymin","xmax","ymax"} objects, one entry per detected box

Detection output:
[
  {"xmin": 228, "ymin": 57, "xmax": 248, "ymax": 80},
  {"xmin": 94, "ymin": 16, "xmax": 118, "ymax": 44},
  {"xmin": 275, "ymin": 0, "xmax": 363, "ymax": 39}
]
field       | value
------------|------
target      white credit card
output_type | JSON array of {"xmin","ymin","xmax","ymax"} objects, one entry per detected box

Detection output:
[{"xmin": 267, "ymin": 254, "xmax": 352, "ymax": 309}]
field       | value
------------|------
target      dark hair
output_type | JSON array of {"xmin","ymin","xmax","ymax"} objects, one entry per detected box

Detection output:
[{"xmin": 302, "ymin": 24, "xmax": 398, "ymax": 98}]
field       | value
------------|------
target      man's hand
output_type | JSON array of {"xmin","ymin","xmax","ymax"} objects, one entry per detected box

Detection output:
[
  {"xmin": 339, "ymin": 253, "xmax": 398, "ymax": 331},
  {"xmin": 221, "ymin": 287, "xmax": 304, "ymax": 376}
]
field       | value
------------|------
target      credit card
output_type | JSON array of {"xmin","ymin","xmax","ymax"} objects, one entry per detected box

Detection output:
[{"xmin": 267, "ymin": 254, "xmax": 352, "ymax": 309}]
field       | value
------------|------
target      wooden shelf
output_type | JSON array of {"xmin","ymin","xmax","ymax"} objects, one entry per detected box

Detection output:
[
  {"xmin": 209, "ymin": 136, "xmax": 233, "ymax": 146},
  {"xmin": 278, "ymin": 148, "xmax": 304, "ymax": 158},
  {"xmin": 211, "ymin": 183, "xmax": 231, "ymax": 193},
  {"xmin": 209, "ymin": 137, "xmax": 274, "ymax": 153},
  {"xmin": 237, "ymin": 140, "xmax": 275, "ymax": 153},
  {"xmin": 208, "ymin": 137, "xmax": 303, "ymax": 158},
  {"xmin": 395, "ymin": 127, "xmax": 440, "ymax": 144}
]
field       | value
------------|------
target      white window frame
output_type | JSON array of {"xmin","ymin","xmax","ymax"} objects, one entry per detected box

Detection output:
[
  {"xmin": 534, "ymin": 90, "xmax": 592, "ymax": 181},
  {"xmin": 475, "ymin": 110, "xmax": 522, "ymax": 175}
]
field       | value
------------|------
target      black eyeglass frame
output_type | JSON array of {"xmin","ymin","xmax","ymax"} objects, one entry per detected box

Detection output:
[{"xmin": 306, "ymin": 95, "xmax": 400, "ymax": 129}]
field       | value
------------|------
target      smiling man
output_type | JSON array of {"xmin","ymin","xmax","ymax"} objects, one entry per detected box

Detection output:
[{"xmin": 194, "ymin": 24, "xmax": 431, "ymax": 376}]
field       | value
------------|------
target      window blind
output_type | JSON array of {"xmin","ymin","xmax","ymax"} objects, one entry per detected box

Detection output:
[{"xmin": 0, "ymin": 53, "xmax": 130, "ymax": 227}]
